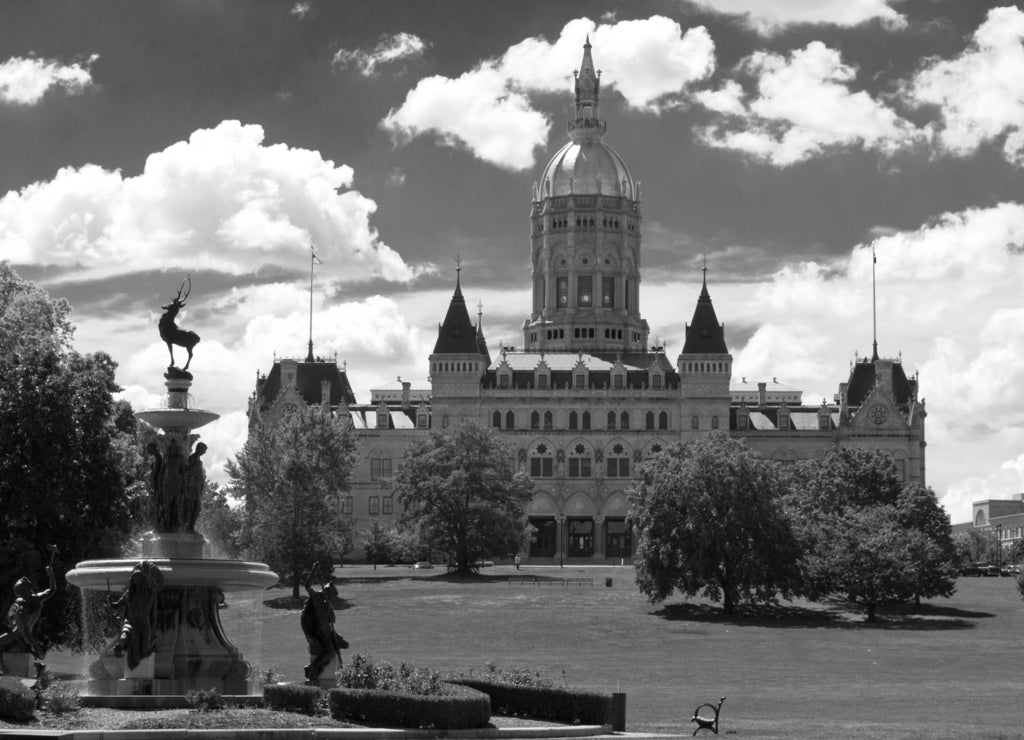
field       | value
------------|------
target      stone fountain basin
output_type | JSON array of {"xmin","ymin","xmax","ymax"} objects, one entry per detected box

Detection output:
[
  {"xmin": 136, "ymin": 408, "xmax": 219, "ymax": 431},
  {"xmin": 66, "ymin": 558, "xmax": 278, "ymax": 593}
]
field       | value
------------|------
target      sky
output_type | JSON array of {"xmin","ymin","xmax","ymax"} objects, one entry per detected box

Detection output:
[{"xmin": 2, "ymin": 0, "xmax": 1024, "ymax": 523}]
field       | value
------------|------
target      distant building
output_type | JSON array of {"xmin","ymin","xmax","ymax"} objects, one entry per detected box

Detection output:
[
  {"xmin": 952, "ymin": 495, "xmax": 1024, "ymax": 558},
  {"xmin": 247, "ymin": 39, "xmax": 927, "ymax": 563}
]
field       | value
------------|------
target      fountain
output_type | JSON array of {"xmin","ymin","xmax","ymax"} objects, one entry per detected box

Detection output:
[{"xmin": 66, "ymin": 278, "xmax": 277, "ymax": 706}]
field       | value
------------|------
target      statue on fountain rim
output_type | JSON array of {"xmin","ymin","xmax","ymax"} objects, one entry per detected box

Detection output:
[
  {"xmin": 106, "ymin": 560, "xmax": 163, "ymax": 670},
  {"xmin": 0, "ymin": 545, "xmax": 58, "ymax": 677},
  {"xmin": 301, "ymin": 561, "xmax": 349, "ymax": 682}
]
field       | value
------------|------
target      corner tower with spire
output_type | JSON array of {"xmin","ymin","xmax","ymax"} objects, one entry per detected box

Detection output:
[
  {"xmin": 523, "ymin": 37, "xmax": 648, "ymax": 353},
  {"xmin": 678, "ymin": 266, "xmax": 733, "ymax": 435},
  {"xmin": 429, "ymin": 262, "xmax": 488, "ymax": 424}
]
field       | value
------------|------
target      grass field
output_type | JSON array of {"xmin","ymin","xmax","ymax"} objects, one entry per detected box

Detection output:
[{"xmin": 49, "ymin": 564, "xmax": 1024, "ymax": 739}]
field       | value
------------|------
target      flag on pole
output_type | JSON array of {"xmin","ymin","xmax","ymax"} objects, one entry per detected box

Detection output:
[{"xmin": 311, "ymin": 245, "xmax": 323, "ymax": 265}]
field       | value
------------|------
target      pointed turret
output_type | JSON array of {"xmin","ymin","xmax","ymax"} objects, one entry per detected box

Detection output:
[
  {"xmin": 433, "ymin": 268, "xmax": 480, "ymax": 355},
  {"xmin": 681, "ymin": 268, "xmax": 728, "ymax": 354},
  {"xmin": 678, "ymin": 267, "xmax": 732, "ymax": 435},
  {"xmin": 475, "ymin": 301, "xmax": 492, "ymax": 367},
  {"xmin": 569, "ymin": 36, "xmax": 606, "ymax": 143}
]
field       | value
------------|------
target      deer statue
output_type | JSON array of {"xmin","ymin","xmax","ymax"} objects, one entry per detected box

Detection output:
[{"xmin": 159, "ymin": 276, "xmax": 200, "ymax": 371}]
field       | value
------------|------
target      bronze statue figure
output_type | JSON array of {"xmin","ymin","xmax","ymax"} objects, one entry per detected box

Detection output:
[
  {"xmin": 0, "ymin": 545, "xmax": 58, "ymax": 676},
  {"xmin": 159, "ymin": 276, "xmax": 200, "ymax": 373},
  {"xmin": 107, "ymin": 561, "xmax": 163, "ymax": 670},
  {"xmin": 183, "ymin": 442, "xmax": 207, "ymax": 533},
  {"xmin": 300, "ymin": 561, "xmax": 348, "ymax": 682}
]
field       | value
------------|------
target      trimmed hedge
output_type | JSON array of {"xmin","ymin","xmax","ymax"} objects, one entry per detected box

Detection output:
[
  {"xmin": 328, "ymin": 683, "xmax": 490, "ymax": 729},
  {"xmin": 263, "ymin": 683, "xmax": 323, "ymax": 714},
  {"xmin": 0, "ymin": 675, "xmax": 36, "ymax": 722},
  {"xmin": 449, "ymin": 679, "xmax": 611, "ymax": 725}
]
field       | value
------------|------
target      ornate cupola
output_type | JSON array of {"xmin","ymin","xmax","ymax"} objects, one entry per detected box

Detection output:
[
  {"xmin": 522, "ymin": 37, "xmax": 648, "ymax": 354},
  {"xmin": 429, "ymin": 266, "xmax": 486, "ymax": 412},
  {"xmin": 678, "ymin": 268, "xmax": 732, "ymax": 433}
]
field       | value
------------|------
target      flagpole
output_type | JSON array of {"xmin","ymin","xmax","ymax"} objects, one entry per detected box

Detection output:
[
  {"xmin": 307, "ymin": 246, "xmax": 315, "ymax": 362},
  {"xmin": 872, "ymin": 244, "xmax": 878, "ymax": 362}
]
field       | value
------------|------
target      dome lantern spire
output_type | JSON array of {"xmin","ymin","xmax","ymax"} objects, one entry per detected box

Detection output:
[{"xmin": 570, "ymin": 37, "xmax": 606, "ymax": 143}]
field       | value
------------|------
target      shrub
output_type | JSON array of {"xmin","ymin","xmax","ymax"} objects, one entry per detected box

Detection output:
[
  {"xmin": 450, "ymin": 679, "xmax": 612, "ymax": 725},
  {"xmin": 263, "ymin": 683, "xmax": 323, "ymax": 714},
  {"xmin": 0, "ymin": 675, "xmax": 36, "ymax": 722},
  {"xmin": 337, "ymin": 653, "xmax": 444, "ymax": 696},
  {"xmin": 184, "ymin": 687, "xmax": 226, "ymax": 711},
  {"xmin": 38, "ymin": 682, "xmax": 81, "ymax": 715},
  {"xmin": 251, "ymin": 665, "xmax": 285, "ymax": 691},
  {"xmin": 328, "ymin": 684, "xmax": 490, "ymax": 729},
  {"xmin": 476, "ymin": 662, "xmax": 557, "ymax": 688}
]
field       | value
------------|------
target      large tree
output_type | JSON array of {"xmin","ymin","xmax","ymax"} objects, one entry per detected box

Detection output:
[
  {"xmin": 391, "ymin": 421, "xmax": 533, "ymax": 574},
  {"xmin": 0, "ymin": 262, "xmax": 147, "ymax": 648},
  {"xmin": 629, "ymin": 433, "xmax": 802, "ymax": 614},
  {"xmin": 896, "ymin": 483, "xmax": 957, "ymax": 606},
  {"xmin": 228, "ymin": 405, "xmax": 357, "ymax": 599},
  {"xmin": 786, "ymin": 448, "xmax": 956, "ymax": 620}
]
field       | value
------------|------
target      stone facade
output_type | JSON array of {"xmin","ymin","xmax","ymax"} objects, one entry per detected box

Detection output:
[{"xmin": 248, "ymin": 40, "xmax": 927, "ymax": 564}]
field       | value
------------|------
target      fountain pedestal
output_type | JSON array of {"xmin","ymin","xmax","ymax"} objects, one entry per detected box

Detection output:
[{"xmin": 66, "ymin": 376, "xmax": 278, "ymax": 706}]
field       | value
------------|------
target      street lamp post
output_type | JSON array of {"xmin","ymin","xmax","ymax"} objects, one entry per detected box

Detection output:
[{"xmin": 996, "ymin": 524, "xmax": 1002, "ymax": 573}]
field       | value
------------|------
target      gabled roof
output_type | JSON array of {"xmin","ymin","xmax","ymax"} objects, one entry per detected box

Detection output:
[
  {"xmin": 681, "ymin": 272, "xmax": 728, "ymax": 355},
  {"xmin": 433, "ymin": 271, "xmax": 483, "ymax": 355}
]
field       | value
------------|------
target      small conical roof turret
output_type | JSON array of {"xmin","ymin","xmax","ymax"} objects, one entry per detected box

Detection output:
[
  {"xmin": 681, "ymin": 267, "xmax": 728, "ymax": 354},
  {"xmin": 433, "ymin": 265, "xmax": 484, "ymax": 355},
  {"xmin": 475, "ymin": 300, "xmax": 492, "ymax": 366},
  {"xmin": 570, "ymin": 36, "xmax": 606, "ymax": 143}
]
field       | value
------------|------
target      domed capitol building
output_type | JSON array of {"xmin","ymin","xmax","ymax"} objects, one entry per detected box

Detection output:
[{"xmin": 249, "ymin": 40, "xmax": 926, "ymax": 563}]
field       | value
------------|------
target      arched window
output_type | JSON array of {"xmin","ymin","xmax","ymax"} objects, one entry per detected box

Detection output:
[
  {"xmin": 658, "ymin": 411, "xmax": 669, "ymax": 430},
  {"xmin": 620, "ymin": 411, "xmax": 629, "ymax": 430},
  {"xmin": 492, "ymin": 410, "xmax": 501, "ymax": 428},
  {"xmin": 543, "ymin": 411, "xmax": 553, "ymax": 430},
  {"xmin": 569, "ymin": 411, "xmax": 578, "ymax": 430},
  {"xmin": 506, "ymin": 410, "xmax": 515, "ymax": 429},
  {"xmin": 607, "ymin": 411, "xmax": 616, "ymax": 430},
  {"xmin": 606, "ymin": 443, "xmax": 630, "ymax": 478},
  {"xmin": 531, "ymin": 411, "xmax": 541, "ymax": 430},
  {"xmin": 568, "ymin": 442, "xmax": 592, "ymax": 478},
  {"xmin": 645, "ymin": 411, "xmax": 655, "ymax": 430},
  {"xmin": 582, "ymin": 411, "xmax": 591, "ymax": 430},
  {"xmin": 529, "ymin": 443, "xmax": 554, "ymax": 478}
]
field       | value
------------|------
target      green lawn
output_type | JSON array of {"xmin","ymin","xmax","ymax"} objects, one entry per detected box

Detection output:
[{"xmin": 49, "ymin": 565, "xmax": 1024, "ymax": 738}]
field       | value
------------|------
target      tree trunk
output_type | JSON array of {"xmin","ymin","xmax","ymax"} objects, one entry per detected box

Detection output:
[
  {"xmin": 292, "ymin": 569, "xmax": 300, "ymax": 601},
  {"xmin": 722, "ymin": 583, "xmax": 735, "ymax": 614},
  {"xmin": 866, "ymin": 602, "xmax": 877, "ymax": 623}
]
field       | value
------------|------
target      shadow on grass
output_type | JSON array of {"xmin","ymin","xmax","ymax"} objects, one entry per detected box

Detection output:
[
  {"xmin": 653, "ymin": 601, "xmax": 982, "ymax": 630},
  {"xmin": 263, "ymin": 595, "xmax": 351, "ymax": 611}
]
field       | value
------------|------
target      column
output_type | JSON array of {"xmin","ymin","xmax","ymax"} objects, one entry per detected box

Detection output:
[
  {"xmin": 555, "ymin": 515, "xmax": 566, "ymax": 564},
  {"xmin": 593, "ymin": 515, "xmax": 606, "ymax": 560}
]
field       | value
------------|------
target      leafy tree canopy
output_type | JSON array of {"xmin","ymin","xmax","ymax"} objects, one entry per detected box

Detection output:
[
  {"xmin": 391, "ymin": 421, "xmax": 533, "ymax": 574},
  {"xmin": 0, "ymin": 262, "xmax": 147, "ymax": 648},
  {"xmin": 629, "ymin": 433, "xmax": 802, "ymax": 614},
  {"xmin": 228, "ymin": 405, "xmax": 357, "ymax": 598},
  {"xmin": 787, "ymin": 449, "xmax": 956, "ymax": 618}
]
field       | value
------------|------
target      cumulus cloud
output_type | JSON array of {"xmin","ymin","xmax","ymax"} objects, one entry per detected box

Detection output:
[
  {"xmin": 906, "ymin": 6, "xmax": 1024, "ymax": 165},
  {"xmin": 688, "ymin": 0, "xmax": 906, "ymax": 33},
  {"xmin": 0, "ymin": 120, "xmax": 429, "ymax": 282},
  {"xmin": 382, "ymin": 16, "xmax": 715, "ymax": 170},
  {"xmin": 698, "ymin": 42, "xmax": 923, "ymax": 165},
  {"xmin": 290, "ymin": 2, "xmax": 312, "ymax": 19},
  {"xmin": 333, "ymin": 33, "xmax": 428, "ymax": 76},
  {"xmin": 0, "ymin": 54, "xmax": 97, "ymax": 105},
  {"xmin": 717, "ymin": 201, "xmax": 1024, "ymax": 522}
]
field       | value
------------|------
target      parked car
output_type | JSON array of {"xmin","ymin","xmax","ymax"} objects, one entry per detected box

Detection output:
[
  {"xmin": 1000, "ymin": 564, "xmax": 1021, "ymax": 577},
  {"xmin": 413, "ymin": 561, "xmax": 433, "ymax": 569},
  {"xmin": 960, "ymin": 562, "xmax": 999, "ymax": 577},
  {"xmin": 472, "ymin": 560, "xmax": 494, "ymax": 568}
]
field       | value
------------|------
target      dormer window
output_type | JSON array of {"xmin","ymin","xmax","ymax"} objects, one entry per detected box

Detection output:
[
  {"xmin": 499, "ymin": 373, "xmax": 510, "ymax": 389},
  {"xmin": 575, "ymin": 373, "xmax": 586, "ymax": 389},
  {"xmin": 377, "ymin": 410, "xmax": 389, "ymax": 429},
  {"xmin": 537, "ymin": 373, "xmax": 548, "ymax": 389},
  {"xmin": 651, "ymin": 373, "xmax": 663, "ymax": 389},
  {"xmin": 614, "ymin": 373, "xmax": 624, "ymax": 389},
  {"xmin": 417, "ymin": 409, "xmax": 429, "ymax": 428}
]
